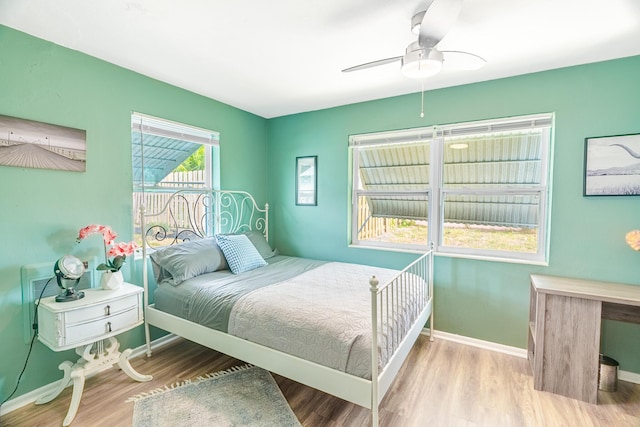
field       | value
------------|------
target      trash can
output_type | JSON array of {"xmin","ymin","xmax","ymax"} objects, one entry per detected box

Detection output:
[{"xmin": 599, "ymin": 354, "xmax": 619, "ymax": 392}]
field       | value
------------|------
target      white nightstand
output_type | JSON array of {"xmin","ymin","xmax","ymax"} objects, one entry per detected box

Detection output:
[{"xmin": 36, "ymin": 282, "xmax": 152, "ymax": 426}]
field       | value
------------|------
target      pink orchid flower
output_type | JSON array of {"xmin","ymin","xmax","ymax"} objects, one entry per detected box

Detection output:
[
  {"xmin": 77, "ymin": 224, "xmax": 137, "ymax": 272},
  {"xmin": 77, "ymin": 224, "xmax": 117, "ymax": 245},
  {"xmin": 108, "ymin": 241, "xmax": 138, "ymax": 257}
]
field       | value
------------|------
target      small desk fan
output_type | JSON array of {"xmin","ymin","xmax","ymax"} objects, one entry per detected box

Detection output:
[{"xmin": 54, "ymin": 255, "xmax": 86, "ymax": 302}]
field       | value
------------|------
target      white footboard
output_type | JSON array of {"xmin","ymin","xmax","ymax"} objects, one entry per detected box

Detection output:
[{"xmin": 369, "ymin": 247, "xmax": 434, "ymax": 426}]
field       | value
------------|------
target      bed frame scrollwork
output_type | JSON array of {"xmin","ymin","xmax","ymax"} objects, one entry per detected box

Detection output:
[{"xmin": 140, "ymin": 189, "xmax": 268, "ymax": 248}]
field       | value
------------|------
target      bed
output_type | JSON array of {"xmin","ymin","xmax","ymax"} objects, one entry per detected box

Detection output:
[{"xmin": 139, "ymin": 190, "xmax": 434, "ymax": 426}]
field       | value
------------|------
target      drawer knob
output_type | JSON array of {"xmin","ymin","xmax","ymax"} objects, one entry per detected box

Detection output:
[
  {"xmin": 107, "ymin": 322, "xmax": 112, "ymax": 333},
  {"xmin": 105, "ymin": 305, "xmax": 111, "ymax": 316}
]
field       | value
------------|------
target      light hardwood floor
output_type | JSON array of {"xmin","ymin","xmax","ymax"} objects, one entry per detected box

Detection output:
[{"xmin": 2, "ymin": 334, "xmax": 639, "ymax": 426}]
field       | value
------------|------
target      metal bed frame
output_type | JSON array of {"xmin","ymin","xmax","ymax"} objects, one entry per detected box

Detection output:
[{"xmin": 140, "ymin": 189, "xmax": 434, "ymax": 426}]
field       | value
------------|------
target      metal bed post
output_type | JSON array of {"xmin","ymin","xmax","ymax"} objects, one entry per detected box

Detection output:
[
  {"xmin": 429, "ymin": 241, "xmax": 435, "ymax": 342},
  {"xmin": 370, "ymin": 275, "xmax": 379, "ymax": 427},
  {"xmin": 140, "ymin": 203, "xmax": 153, "ymax": 357},
  {"xmin": 264, "ymin": 203, "xmax": 269, "ymax": 243}
]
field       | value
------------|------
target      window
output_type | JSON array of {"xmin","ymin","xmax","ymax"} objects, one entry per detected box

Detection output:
[
  {"xmin": 350, "ymin": 113, "xmax": 553, "ymax": 263},
  {"xmin": 131, "ymin": 112, "xmax": 220, "ymax": 246}
]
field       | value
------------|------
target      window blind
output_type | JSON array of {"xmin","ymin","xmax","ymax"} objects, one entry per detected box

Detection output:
[
  {"xmin": 349, "ymin": 113, "xmax": 553, "ymax": 147},
  {"xmin": 131, "ymin": 112, "xmax": 219, "ymax": 146}
]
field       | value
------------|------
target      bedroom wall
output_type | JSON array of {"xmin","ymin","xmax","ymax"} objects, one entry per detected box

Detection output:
[
  {"xmin": 266, "ymin": 55, "xmax": 640, "ymax": 374},
  {"xmin": 0, "ymin": 25, "xmax": 268, "ymax": 401}
]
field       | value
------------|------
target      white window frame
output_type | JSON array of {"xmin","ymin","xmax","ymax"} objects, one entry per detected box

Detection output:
[
  {"xmin": 349, "ymin": 113, "xmax": 553, "ymax": 263},
  {"xmin": 131, "ymin": 113, "xmax": 221, "ymax": 253}
]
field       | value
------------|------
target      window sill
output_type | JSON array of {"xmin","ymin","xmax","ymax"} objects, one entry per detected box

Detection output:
[
  {"xmin": 434, "ymin": 250, "xmax": 549, "ymax": 266},
  {"xmin": 349, "ymin": 243, "xmax": 548, "ymax": 266},
  {"xmin": 348, "ymin": 243, "xmax": 429, "ymax": 255}
]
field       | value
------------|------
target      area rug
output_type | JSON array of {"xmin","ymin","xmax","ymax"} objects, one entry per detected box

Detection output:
[{"xmin": 127, "ymin": 364, "xmax": 301, "ymax": 427}]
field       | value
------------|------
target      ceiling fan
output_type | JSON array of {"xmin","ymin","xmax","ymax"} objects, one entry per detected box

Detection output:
[{"xmin": 342, "ymin": 0, "xmax": 485, "ymax": 79}]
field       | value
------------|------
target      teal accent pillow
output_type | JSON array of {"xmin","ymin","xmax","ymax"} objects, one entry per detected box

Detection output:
[
  {"xmin": 149, "ymin": 238, "xmax": 228, "ymax": 286},
  {"xmin": 216, "ymin": 234, "xmax": 267, "ymax": 274}
]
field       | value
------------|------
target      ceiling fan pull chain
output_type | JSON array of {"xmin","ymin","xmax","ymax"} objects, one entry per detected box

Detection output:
[{"xmin": 420, "ymin": 80, "xmax": 425, "ymax": 118}]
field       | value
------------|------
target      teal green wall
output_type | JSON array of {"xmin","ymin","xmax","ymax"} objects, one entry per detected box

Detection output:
[
  {"xmin": 0, "ymin": 25, "xmax": 267, "ymax": 401},
  {"xmin": 267, "ymin": 56, "xmax": 640, "ymax": 374}
]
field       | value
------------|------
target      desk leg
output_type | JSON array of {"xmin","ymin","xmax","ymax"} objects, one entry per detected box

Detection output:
[{"xmin": 541, "ymin": 294, "xmax": 601, "ymax": 403}]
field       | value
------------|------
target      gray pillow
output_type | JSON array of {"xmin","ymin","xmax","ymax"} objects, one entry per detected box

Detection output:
[
  {"xmin": 149, "ymin": 238, "xmax": 228, "ymax": 286},
  {"xmin": 243, "ymin": 230, "xmax": 278, "ymax": 259}
]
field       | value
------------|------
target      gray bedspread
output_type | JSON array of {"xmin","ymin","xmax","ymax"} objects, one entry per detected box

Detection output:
[
  {"xmin": 154, "ymin": 255, "xmax": 411, "ymax": 378},
  {"xmin": 154, "ymin": 256, "xmax": 326, "ymax": 332}
]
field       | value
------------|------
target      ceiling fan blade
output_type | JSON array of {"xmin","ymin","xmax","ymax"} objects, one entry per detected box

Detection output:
[
  {"xmin": 418, "ymin": 0, "xmax": 464, "ymax": 48},
  {"xmin": 441, "ymin": 50, "xmax": 486, "ymax": 70},
  {"xmin": 342, "ymin": 56, "xmax": 402, "ymax": 73}
]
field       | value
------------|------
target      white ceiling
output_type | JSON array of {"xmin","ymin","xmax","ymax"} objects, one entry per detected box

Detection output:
[{"xmin": 1, "ymin": 0, "xmax": 640, "ymax": 118}]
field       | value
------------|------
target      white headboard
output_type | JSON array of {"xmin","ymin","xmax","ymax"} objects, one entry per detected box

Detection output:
[{"xmin": 139, "ymin": 189, "xmax": 269, "ymax": 248}]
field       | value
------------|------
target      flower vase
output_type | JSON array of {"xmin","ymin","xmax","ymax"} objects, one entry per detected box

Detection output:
[{"xmin": 100, "ymin": 270, "xmax": 123, "ymax": 290}]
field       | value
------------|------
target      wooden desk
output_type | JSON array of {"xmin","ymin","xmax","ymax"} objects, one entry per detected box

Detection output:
[{"xmin": 528, "ymin": 274, "xmax": 640, "ymax": 404}]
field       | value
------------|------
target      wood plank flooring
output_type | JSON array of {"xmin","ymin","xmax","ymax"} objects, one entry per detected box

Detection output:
[{"xmin": 2, "ymin": 334, "xmax": 639, "ymax": 426}]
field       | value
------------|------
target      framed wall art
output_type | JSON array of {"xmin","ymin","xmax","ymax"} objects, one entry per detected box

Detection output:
[
  {"xmin": 295, "ymin": 155, "xmax": 317, "ymax": 206},
  {"xmin": 0, "ymin": 114, "xmax": 86, "ymax": 172},
  {"xmin": 584, "ymin": 133, "xmax": 640, "ymax": 196}
]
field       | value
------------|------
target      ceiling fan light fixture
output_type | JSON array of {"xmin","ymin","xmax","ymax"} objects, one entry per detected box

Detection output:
[
  {"xmin": 401, "ymin": 43, "xmax": 443, "ymax": 79},
  {"xmin": 401, "ymin": 59, "xmax": 442, "ymax": 78}
]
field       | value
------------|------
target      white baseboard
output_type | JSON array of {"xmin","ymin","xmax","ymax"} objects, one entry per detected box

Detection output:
[
  {"xmin": 426, "ymin": 329, "xmax": 528, "ymax": 358},
  {"xmin": 129, "ymin": 333, "xmax": 180, "ymax": 358},
  {"xmin": 424, "ymin": 328, "xmax": 640, "ymax": 385},
  {"xmin": 619, "ymin": 370, "xmax": 640, "ymax": 384},
  {"xmin": 0, "ymin": 334, "xmax": 180, "ymax": 417},
  {"xmin": 0, "ymin": 379, "xmax": 60, "ymax": 417}
]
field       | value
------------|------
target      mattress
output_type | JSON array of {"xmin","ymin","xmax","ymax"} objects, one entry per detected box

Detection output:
[{"xmin": 154, "ymin": 255, "xmax": 420, "ymax": 379}]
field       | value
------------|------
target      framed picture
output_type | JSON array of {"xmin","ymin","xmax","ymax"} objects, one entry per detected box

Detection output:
[
  {"xmin": 584, "ymin": 133, "xmax": 640, "ymax": 196},
  {"xmin": 295, "ymin": 156, "xmax": 317, "ymax": 206},
  {"xmin": 0, "ymin": 114, "xmax": 86, "ymax": 172}
]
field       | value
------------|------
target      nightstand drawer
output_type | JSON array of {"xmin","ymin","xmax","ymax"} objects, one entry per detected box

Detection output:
[
  {"xmin": 65, "ymin": 307, "xmax": 141, "ymax": 346},
  {"xmin": 65, "ymin": 293, "xmax": 139, "ymax": 324}
]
